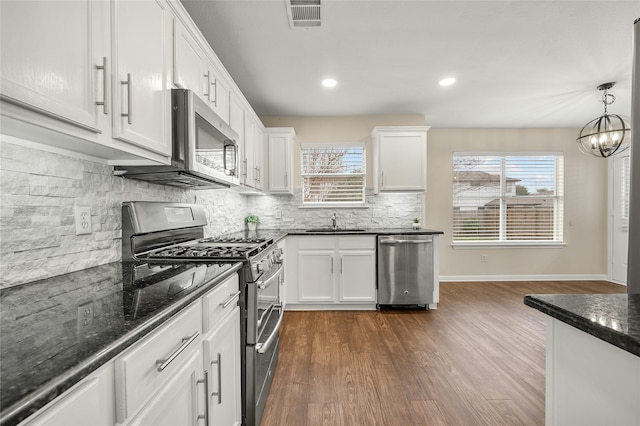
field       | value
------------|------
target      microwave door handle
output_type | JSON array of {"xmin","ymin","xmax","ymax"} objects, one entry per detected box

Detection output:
[{"xmin": 256, "ymin": 305, "xmax": 284, "ymax": 354}]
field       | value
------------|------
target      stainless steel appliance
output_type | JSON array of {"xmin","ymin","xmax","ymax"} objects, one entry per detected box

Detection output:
[
  {"xmin": 122, "ymin": 201, "xmax": 284, "ymax": 426},
  {"xmin": 116, "ymin": 89, "xmax": 238, "ymax": 189},
  {"xmin": 377, "ymin": 234, "xmax": 435, "ymax": 308}
]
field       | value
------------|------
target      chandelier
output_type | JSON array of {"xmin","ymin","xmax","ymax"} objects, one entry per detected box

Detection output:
[{"xmin": 576, "ymin": 82, "xmax": 631, "ymax": 158}]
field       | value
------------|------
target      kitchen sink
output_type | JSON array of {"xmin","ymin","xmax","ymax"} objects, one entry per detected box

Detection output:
[{"xmin": 305, "ymin": 228, "xmax": 367, "ymax": 233}]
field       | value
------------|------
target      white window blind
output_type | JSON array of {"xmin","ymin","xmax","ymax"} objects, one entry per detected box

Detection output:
[
  {"xmin": 452, "ymin": 154, "xmax": 564, "ymax": 243},
  {"xmin": 301, "ymin": 145, "xmax": 365, "ymax": 205}
]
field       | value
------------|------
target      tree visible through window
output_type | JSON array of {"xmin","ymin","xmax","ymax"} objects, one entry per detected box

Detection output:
[
  {"xmin": 301, "ymin": 145, "xmax": 365, "ymax": 206},
  {"xmin": 452, "ymin": 154, "xmax": 564, "ymax": 243}
]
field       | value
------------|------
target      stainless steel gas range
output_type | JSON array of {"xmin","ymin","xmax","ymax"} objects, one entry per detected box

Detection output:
[{"xmin": 122, "ymin": 201, "xmax": 283, "ymax": 426}]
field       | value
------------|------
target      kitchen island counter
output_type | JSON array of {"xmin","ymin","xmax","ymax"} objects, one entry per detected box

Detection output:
[
  {"xmin": 524, "ymin": 293, "xmax": 640, "ymax": 425},
  {"xmin": 524, "ymin": 293, "xmax": 640, "ymax": 357},
  {"xmin": 0, "ymin": 261, "xmax": 242, "ymax": 426}
]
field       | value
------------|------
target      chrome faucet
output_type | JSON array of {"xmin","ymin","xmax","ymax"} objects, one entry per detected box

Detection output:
[{"xmin": 331, "ymin": 212, "xmax": 337, "ymax": 230}]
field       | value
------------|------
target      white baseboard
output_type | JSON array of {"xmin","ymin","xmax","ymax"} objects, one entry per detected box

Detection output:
[{"xmin": 439, "ymin": 274, "xmax": 612, "ymax": 282}]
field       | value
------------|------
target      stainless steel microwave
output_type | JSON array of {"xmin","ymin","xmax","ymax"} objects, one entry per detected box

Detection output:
[{"xmin": 114, "ymin": 89, "xmax": 238, "ymax": 189}]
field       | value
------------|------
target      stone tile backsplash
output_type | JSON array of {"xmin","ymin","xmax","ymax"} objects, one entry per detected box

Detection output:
[
  {"xmin": 248, "ymin": 188, "xmax": 422, "ymax": 230},
  {"xmin": 0, "ymin": 141, "xmax": 247, "ymax": 288},
  {"xmin": 1, "ymin": 142, "xmax": 422, "ymax": 288}
]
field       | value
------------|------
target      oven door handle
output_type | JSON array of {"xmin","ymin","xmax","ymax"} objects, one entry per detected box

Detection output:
[
  {"xmin": 256, "ymin": 264, "xmax": 283, "ymax": 290},
  {"xmin": 257, "ymin": 303, "xmax": 275, "ymax": 330},
  {"xmin": 256, "ymin": 305, "xmax": 284, "ymax": 354}
]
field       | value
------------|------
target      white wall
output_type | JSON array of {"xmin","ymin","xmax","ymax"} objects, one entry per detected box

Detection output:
[{"xmin": 425, "ymin": 128, "xmax": 608, "ymax": 280}]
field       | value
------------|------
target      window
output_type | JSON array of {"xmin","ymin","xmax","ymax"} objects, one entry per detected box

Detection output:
[
  {"xmin": 301, "ymin": 145, "xmax": 365, "ymax": 206},
  {"xmin": 622, "ymin": 156, "xmax": 630, "ymax": 221},
  {"xmin": 452, "ymin": 153, "xmax": 564, "ymax": 244}
]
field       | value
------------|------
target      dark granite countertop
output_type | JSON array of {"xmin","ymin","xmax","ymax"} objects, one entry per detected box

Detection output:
[
  {"xmin": 225, "ymin": 227, "xmax": 444, "ymax": 243},
  {"xmin": 0, "ymin": 261, "xmax": 242, "ymax": 426},
  {"xmin": 524, "ymin": 293, "xmax": 640, "ymax": 357}
]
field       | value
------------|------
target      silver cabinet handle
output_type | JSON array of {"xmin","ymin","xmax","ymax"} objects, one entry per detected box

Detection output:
[
  {"xmin": 121, "ymin": 73, "xmax": 132, "ymax": 124},
  {"xmin": 196, "ymin": 370, "xmax": 209, "ymax": 424},
  {"xmin": 243, "ymin": 159, "xmax": 248, "ymax": 179},
  {"xmin": 340, "ymin": 258, "xmax": 343, "ymax": 274},
  {"xmin": 211, "ymin": 78, "xmax": 217, "ymax": 107},
  {"xmin": 155, "ymin": 331, "xmax": 199, "ymax": 372},
  {"xmin": 379, "ymin": 239, "xmax": 432, "ymax": 245},
  {"xmin": 284, "ymin": 171, "xmax": 287, "ymax": 187},
  {"xmin": 381, "ymin": 171, "xmax": 384, "ymax": 186},
  {"xmin": 330, "ymin": 256, "xmax": 334, "ymax": 274},
  {"xmin": 204, "ymin": 71, "xmax": 211, "ymax": 100},
  {"xmin": 220, "ymin": 291, "xmax": 240, "ymax": 309},
  {"xmin": 210, "ymin": 353, "xmax": 222, "ymax": 404},
  {"xmin": 256, "ymin": 305, "xmax": 284, "ymax": 354},
  {"xmin": 95, "ymin": 57, "xmax": 108, "ymax": 114}
]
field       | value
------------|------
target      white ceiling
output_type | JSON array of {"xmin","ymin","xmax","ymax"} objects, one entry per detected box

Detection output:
[{"xmin": 180, "ymin": 1, "xmax": 639, "ymax": 128}]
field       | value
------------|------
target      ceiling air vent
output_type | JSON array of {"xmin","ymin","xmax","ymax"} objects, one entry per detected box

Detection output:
[{"xmin": 286, "ymin": 0, "xmax": 322, "ymax": 28}]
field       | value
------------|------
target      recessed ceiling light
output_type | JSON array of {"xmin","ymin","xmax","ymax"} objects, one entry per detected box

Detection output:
[
  {"xmin": 439, "ymin": 77, "xmax": 456, "ymax": 87},
  {"xmin": 322, "ymin": 78, "xmax": 337, "ymax": 88}
]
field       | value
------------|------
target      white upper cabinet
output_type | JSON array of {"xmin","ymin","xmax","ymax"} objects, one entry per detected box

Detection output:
[
  {"xmin": 0, "ymin": 0, "xmax": 108, "ymax": 132},
  {"xmin": 229, "ymin": 92, "xmax": 245, "ymax": 186},
  {"xmin": 112, "ymin": 0, "xmax": 172, "ymax": 158},
  {"xmin": 173, "ymin": 18, "xmax": 205, "ymax": 95},
  {"xmin": 205, "ymin": 64, "xmax": 230, "ymax": 125},
  {"xmin": 241, "ymin": 113, "xmax": 265, "ymax": 191},
  {"xmin": 266, "ymin": 128, "xmax": 295, "ymax": 194},
  {"xmin": 371, "ymin": 126, "xmax": 430, "ymax": 193}
]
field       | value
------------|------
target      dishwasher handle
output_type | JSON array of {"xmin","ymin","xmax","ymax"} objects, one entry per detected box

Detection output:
[{"xmin": 379, "ymin": 238, "xmax": 432, "ymax": 245}]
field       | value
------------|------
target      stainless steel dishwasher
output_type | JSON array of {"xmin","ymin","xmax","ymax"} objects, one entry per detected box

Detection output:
[{"xmin": 377, "ymin": 234, "xmax": 434, "ymax": 308}]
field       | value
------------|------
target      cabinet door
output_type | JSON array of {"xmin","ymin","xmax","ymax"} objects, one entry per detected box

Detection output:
[
  {"xmin": 208, "ymin": 68, "xmax": 230, "ymax": 125},
  {"xmin": 1, "ymin": 0, "xmax": 106, "ymax": 132},
  {"xmin": 267, "ymin": 133, "xmax": 293, "ymax": 194},
  {"xmin": 174, "ymin": 19, "xmax": 204, "ymax": 95},
  {"xmin": 203, "ymin": 307, "xmax": 241, "ymax": 426},
  {"xmin": 22, "ymin": 364, "xmax": 114, "ymax": 426},
  {"xmin": 112, "ymin": 0, "xmax": 171, "ymax": 157},
  {"xmin": 254, "ymin": 125, "xmax": 265, "ymax": 191},
  {"xmin": 379, "ymin": 133, "xmax": 426, "ymax": 191},
  {"xmin": 243, "ymin": 114, "xmax": 258, "ymax": 188},
  {"xmin": 298, "ymin": 250, "xmax": 334, "ymax": 302},
  {"xmin": 126, "ymin": 348, "xmax": 204, "ymax": 426},
  {"xmin": 339, "ymin": 250, "xmax": 376, "ymax": 302},
  {"xmin": 228, "ymin": 93, "xmax": 244, "ymax": 186}
]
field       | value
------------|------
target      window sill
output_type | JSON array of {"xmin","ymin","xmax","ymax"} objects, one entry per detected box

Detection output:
[{"xmin": 451, "ymin": 241, "xmax": 566, "ymax": 249}]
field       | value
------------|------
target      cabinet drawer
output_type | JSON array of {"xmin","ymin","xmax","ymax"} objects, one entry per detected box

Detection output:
[
  {"xmin": 338, "ymin": 236, "xmax": 376, "ymax": 250},
  {"xmin": 114, "ymin": 301, "xmax": 202, "ymax": 423},
  {"xmin": 203, "ymin": 274, "xmax": 240, "ymax": 333},
  {"xmin": 297, "ymin": 236, "xmax": 335, "ymax": 250}
]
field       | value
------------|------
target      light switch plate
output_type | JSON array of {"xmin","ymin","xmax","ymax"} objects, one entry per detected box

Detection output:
[{"xmin": 74, "ymin": 206, "xmax": 92, "ymax": 235}]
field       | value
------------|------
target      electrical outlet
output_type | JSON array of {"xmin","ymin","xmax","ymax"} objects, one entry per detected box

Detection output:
[
  {"xmin": 275, "ymin": 209, "xmax": 282, "ymax": 219},
  {"xmin": 481, "ymin": 254, "xmax": 488, "ymax": 263},
  {"xmin": 77, "ymin": 302, "xmax": 94, "ymax": 330},
  {"xmin": 74, "ymin": 206, "xmax": 92, "ymax": 235},
  {"xmin": 372, "ymin": 209, "xmax": 382, "ymax": 218}
]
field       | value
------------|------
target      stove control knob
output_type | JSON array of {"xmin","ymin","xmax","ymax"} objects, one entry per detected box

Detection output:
[{"xmin": 257, "ymin": 262, "xmax": 265, "ymax": 273}]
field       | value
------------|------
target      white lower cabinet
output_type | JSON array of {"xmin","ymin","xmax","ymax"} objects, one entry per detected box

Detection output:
[
  {"xmin": 20, "ymin": 363, "xmax": 115, "ymax": 426},
  {"xmin": 124, "ymin": 348, "xmax": 204, "ymax": 426},
  {"xmin": 203, "ymin": 308, "xmax": 241, "ymax": 426},
  {"xmin": 202, "ymin": 274, "xmax": 241, "ymax": 426},
  {"xmin": 115, "ymin": 302, "xmax": 204, "ymax": 424},
  {"xmin": 287, "ymin": 236, "xmax": 377, "ymax": 309}
]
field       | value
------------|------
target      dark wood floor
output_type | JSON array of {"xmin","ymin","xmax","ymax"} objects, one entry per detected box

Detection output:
[{"xmin": 261, "ymin": 280, "xmax": 625, "ymax": 426}]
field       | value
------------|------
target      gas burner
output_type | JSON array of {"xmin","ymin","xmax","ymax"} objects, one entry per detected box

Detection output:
[{"xmin": 200, "ymin": 237, "xmax": 268, "ymax": 244}]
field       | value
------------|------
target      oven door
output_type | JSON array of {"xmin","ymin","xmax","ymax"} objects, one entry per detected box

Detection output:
[
  {"xmin": 246, "ymin": 263, "xmax": 282, "ymax": 345},
  {"xmin": 245, "ymin": 304, "xmax": 283, "ymax": 426}
]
